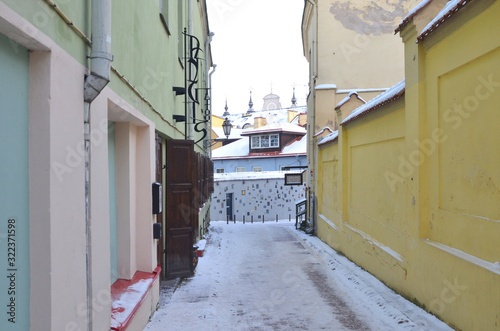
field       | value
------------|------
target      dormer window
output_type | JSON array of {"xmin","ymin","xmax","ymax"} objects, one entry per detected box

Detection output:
[{"xmin": 251, "ymin": 134, "xmax": 280, "ymax": 149}]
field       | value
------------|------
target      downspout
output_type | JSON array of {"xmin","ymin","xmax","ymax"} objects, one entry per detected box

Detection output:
[
  {"xmin": 205, "ymin": 30, "xmax": 215, "ymax": 157},
  {"xmin": 306, "ymin": 0, "xmax": 318, "ymax": 233},
  {"xmin": 187, "ymin": 0, "xmax": 194, "ymax": 140},
  {"xmin": 83, "ymin": 0, "xmax": 113, "ymax": 329},
  {"xmin": 208, "ymin": 64, "xmax": 217, "ymax": 158}
]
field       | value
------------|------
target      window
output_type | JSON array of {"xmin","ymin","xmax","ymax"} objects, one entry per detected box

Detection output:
[
  {"xmin": 159, "ymin": 0, "xmax": 170, "ymax": 35},
  {"xmin": 236, "ymin": 167, "xmax": 245, "ymax": 172},
  {"xmin": 216, "ymin": 168, "xmax": 224, "ymax": 174},
  {"xmin": 251, "ymin": 134, "xmax": 279, "ymax": 149},
  {"xmin": 253, "ymin": 167, "xmax": 263, "ymax": 172}
]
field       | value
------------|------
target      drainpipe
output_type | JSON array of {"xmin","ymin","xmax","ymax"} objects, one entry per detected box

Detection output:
[
  {"xmin": 205, "ymin": 30, "xmax": 215, "ymax": 156},
  {"xmin": 208, "ymin": 64, "xmax": 217, "ymax": 157},
  {"xmin": 187, "ymin": 0, "xmax": 194, "ymax": 140},
  {"xmin": 83, "ymin": 0, "xmax": 113, "ymax": 329},
  {"xmin": 84, "ymin": 0, "xmax": 113, "ymax": 103},
  {"xmin": 306, "ymin": 0, "xmax": 317, "ymax": 233}
]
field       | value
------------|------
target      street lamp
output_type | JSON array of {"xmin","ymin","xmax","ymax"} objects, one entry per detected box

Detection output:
[
  {"xmin": 222, "ymin": 117, "xmax": 232, "ymax": 139},
  {"xmin": 204, "ymin": 117, "xmax": 232, "ymax": 148}
]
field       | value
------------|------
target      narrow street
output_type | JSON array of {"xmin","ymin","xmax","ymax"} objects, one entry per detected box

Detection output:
[{"xmin": 145, "ymin": 222, "xmax": 452, "ymax": 331}]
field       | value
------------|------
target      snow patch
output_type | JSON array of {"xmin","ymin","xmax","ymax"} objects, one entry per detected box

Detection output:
[{"xmin": 341, "ymin": 79, "xmax": 405, "ymax": 125}]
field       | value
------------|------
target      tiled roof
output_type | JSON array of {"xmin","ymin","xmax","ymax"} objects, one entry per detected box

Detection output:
[
  {"xmin": 314, "ymin": 127, "xmax": 334, "ymax": 138},
  {"xmin": 341, "ymin": 80, "xmax": 405, "ymax": 126},
  {"xmin": 418, "ymin": 0, "xmax": 472, "ymax": 42},
  {"xmin": 318, "ymin": 130, "xmax": 339, "ymax": 146},
  {"xmin": 395, "ymin": 0, "xmax": 433, "ymax": 33}
]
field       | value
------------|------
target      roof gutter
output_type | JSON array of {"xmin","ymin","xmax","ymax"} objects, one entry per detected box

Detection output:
[{"xmin": 84, "ymin": 0, "xmax": 113, "ymax": 103}]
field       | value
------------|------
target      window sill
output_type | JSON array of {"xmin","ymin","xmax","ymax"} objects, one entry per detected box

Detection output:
[{"xmin": 110, "ymin": 266, "xmax": 161, "ymax": 331}]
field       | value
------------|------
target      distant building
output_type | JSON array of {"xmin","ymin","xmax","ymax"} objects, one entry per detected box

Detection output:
[
  {"xmin": 212, "ymin": 122, "xmax": 307, "ymax": 173},
  {"xmin": 211, "ymin": 172, "xmax": 306, "ymax": 222}
]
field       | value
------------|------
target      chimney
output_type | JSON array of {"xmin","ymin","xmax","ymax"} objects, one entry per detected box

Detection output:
[
  {"xmin": 254, "ymin": 117, "xmax": 267, "ymax": 129},
  {"xmin": 299, "ymin": 114, "xmax": 307, "ymax": 127}
]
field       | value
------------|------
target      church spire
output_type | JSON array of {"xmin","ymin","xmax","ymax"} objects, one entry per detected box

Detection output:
[
  {"xmin": 247, "ymin": 91, "xmax": 254, "ymax": 113},
  {"xmin": 291, "ymin": 87, "xmax": 297, "ymax": 107},
  {"xmin": 222, "ymin": 99, "xmax": 230, "ymax": 116}
]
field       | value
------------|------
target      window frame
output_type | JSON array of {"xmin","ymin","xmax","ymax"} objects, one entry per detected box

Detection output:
[
  {"xmin": 252, "ymin": 167, "xmax": 263, "ymax": 172},
  {"xmin": 250, "ymin": 134, "xmax": 280, "ymax": 149},
  {"xmin": 216, "ymin": 168, "xmax": 224, "ymax": 174}
]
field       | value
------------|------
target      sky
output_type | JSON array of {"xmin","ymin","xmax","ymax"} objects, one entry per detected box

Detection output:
[{"xmin": 206, "ymin": 0, "xmax": 309, "ymax": 117}]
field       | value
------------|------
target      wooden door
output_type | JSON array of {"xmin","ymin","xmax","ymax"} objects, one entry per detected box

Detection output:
[
  {"xmin": 165, "ymin": 139, "xmax": 195, "ymax": 279},
  {"xmin": 155, "ymin": 134, "xmax": 165, "ymax": 274}
]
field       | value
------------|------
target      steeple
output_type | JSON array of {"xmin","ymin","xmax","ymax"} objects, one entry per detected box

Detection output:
[
  {"xmin": 291, "ymin": 87, "xmax": 297, "ymax": 107},
  {"xmin": 222, "ymin": 99, "xmax": 230, "ymax": 117},
  {"xmin": 247, "ymin": 91, "xmax": 255, "ymax": 114}
]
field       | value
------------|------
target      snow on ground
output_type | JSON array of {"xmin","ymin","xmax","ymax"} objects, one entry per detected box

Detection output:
[{"xmin": 145, "ymin": 222, "xmax": 452, "ymax": 331}]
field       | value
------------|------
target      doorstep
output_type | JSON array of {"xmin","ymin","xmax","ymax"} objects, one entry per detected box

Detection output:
[{"xmin": 110, "ymin": 266, "xmax": 161, "ymax": 331}]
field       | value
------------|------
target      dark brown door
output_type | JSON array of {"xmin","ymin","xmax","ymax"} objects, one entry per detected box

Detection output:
[
  {"xmin": 155, "ymin": 134, "xmax": 165, "ymax": 275},
  {"xmin": 165, "ymin": 139, "xmax": 195, "ymax": 279}
]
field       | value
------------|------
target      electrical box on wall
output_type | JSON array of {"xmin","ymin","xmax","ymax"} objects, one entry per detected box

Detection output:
[
  {"xmin": 153, "ymin": 222, "xmax": 162, "ymax": 239},
  {"xmin": 152, "ymin": 182, "xmax": 162, "ymax": 214}
]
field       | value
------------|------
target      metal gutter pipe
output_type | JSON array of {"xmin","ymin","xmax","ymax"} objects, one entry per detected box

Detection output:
[
  {"xmin": 84, "ymin": 0, "xmax": 113, "ymax": 103},
  {"xmin": 208, "ymin": 63, "xmax": 217, "ymax": 158},
  {"xmin": 83, "ymin": 0, "xmax": 113, "ymax": 330},
  {"xmin": 188, "ymin": 0, "xmax": 194, "ymax": 140}
]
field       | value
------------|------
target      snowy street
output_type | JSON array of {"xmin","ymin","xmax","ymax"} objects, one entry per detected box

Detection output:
[{"xmin": 145, "ymin": 222, "xmax": 452, "ymax": 331}]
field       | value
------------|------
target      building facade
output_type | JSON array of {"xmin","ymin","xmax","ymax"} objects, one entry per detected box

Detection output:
[
  {"xmin": 211, "ymin": 172, "xmax": 306, "ymax": 222},
  {"xmin": 315, "ymin": 1, "xmax": 500, "ymax": 330},
  {"xmin": 302, "ymin": 0, "xmax": 420, "ymax": 230},
  {"xmin": 0, "ymin": 0, "xmax": 214, "ymax": 330},
  {"xmin": 212, "ymin": 123, "xmax": 307, "ymax": 173}
]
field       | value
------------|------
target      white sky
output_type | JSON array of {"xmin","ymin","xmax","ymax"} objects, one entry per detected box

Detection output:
[{"xmin": 206, "ymin": 0, "xmax": 309, "ymax": 117}]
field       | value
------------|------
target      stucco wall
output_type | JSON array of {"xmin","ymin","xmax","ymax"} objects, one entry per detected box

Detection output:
[
  {"xmin": 211, "ymin": 174, "xmax": 306, "ymax": 222},
  {"xmin": 316, "ymin": 2, "xmax": 500, "ymax": 330},
  {"xmin": 214, "ymin": 155, "xmax": 306, "ymax": 173}
]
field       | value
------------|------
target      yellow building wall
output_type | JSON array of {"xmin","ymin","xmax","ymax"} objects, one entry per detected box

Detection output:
[{"xmin": 316, "ymin": 2, "xmax": 500, "ymax": 330}]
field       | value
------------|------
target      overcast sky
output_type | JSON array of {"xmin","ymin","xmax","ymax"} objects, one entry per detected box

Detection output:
[{"xmin": 206, "ymin": 0, "xmax": 309, "ymax": 117}]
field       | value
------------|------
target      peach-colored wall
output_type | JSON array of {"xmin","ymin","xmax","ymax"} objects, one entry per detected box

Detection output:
[{"xmin": 1, "ymin": 4, "xmax": 158, "ymax": 330}]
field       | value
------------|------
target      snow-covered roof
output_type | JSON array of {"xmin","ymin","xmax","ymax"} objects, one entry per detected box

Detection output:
[
  {"xmin": 341, "ymin": 79, "xmax": 405, "ymax": 126},
  {"xmin": 314, "ymin": 127, "xmax": 334, "ymax": 138},
  {"xmin": 212, "ymin": 137, "xmax": 250, "ymax": 158},
  {"xmin": 214, "ymin": 170, "xmax": 303, "ymax": 182},
  {"xmin": 395, "ymin": 0, "xmax": 433, "ymax": 33},
  {"xmin": 335, "ymin": 92, "xmax": 366, "ymax": 110},
  {"xmin": 241, "ymin": 122, "xmax": 306, "ymax": 136},
  {"xmin": 226, "ymin": 106, "xmax": 307, "ymax": 129},
  {"xmin": 282, "ymin": 136, "xmax": 307, "ymax": 155},
  {"xmin": 212, "ymin": 127, "xmax": 243, "ymax": 140},
  {"xmin": 336, "ymin": 87, "xmax": 388, "ymax": 94},
  {"xmin": 315, "ymin": 84, "xmax": 338, "ymax": 90},
  {"xmin": 212, "ymin": 133, "xmax": 308, "ymax": 160},
  {"xmin": 417, "ymin": 0, "xmax": 472, "ymax": 42},
  {"xmin": 318, "ymin": 130, "xmax": 339, "ymax": 146}
]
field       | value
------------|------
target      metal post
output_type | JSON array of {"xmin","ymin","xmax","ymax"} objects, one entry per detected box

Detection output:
[
  {"xmin": 234, "ymin": 214, "xmax": 236, "ymax": 224},
  {"xmin": 243, "ymin": 216, "xmax": 245, "ymax": 224}
]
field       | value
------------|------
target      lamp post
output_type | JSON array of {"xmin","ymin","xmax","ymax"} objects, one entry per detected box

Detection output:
[
  {"xmin": 222, "ymin": 117, "xmax": 232, "ymax": 139},
  {"xmin": 205, "ymin": 117, "xmax": 232, "ymax": 149}
]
